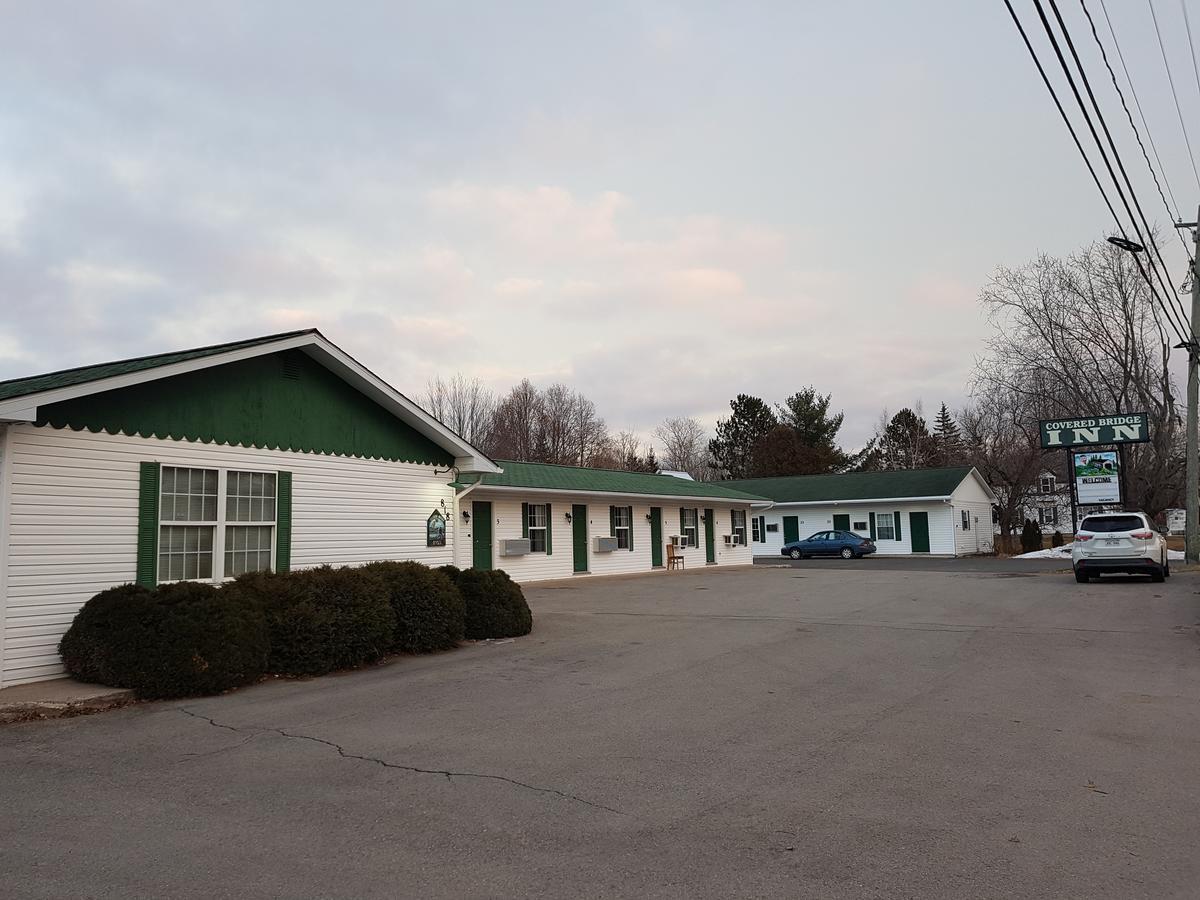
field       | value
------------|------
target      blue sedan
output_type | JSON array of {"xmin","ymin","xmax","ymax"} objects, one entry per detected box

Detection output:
[{"xmin": 782, "ymin": 530, "xmax": 876, "ymax": 560}]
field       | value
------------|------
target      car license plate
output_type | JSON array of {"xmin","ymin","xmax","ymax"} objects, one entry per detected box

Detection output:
[{"xmin": 1106, "ymin": 539, "xmax": 1120, "ymax": 546}]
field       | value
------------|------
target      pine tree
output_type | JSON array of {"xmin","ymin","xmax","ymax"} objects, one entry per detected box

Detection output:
[
  {"xmin": 709, "ymin": 395, "xmax": 778, "ymax": 479},
  {"xmin": 933, "ymin": 402, "xmax": 963, "ymax": 466}
]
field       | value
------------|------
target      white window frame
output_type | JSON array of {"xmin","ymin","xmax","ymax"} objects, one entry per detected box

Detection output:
[
  {"xmin": 158, "ymin": 466, "xmax": 277, "ymax": 584},
  {"xmin": 961, "ymin": 509, "xmax": 972, "ymax": 531},
  {"xmin": 751, "ymin": 516, "xmax": 762, "ymax": 543},
  {"xmin": 875, "ymin": 512, "xmax": 896, "ymax": 541},
  {"xmin": 613, "ymin": 505, "xmax": 631, "ymax": 550},
  {"xmin": 682, "ymin": 508, "xmax": 698, "ymax": 548},
  {"xmin": 731, "ymin": 509, "xmax": 747, "ymax": 545},
  {"xmin": 1038, "ymin": 505, "xmax": 1058, "ymax": 526},
  {"xmin": 527, "ymin": 503, "xmax": 548, "ymax": 553}
]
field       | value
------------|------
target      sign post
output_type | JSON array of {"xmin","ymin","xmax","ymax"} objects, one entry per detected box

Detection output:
[{"xmin": 1040, "ymin": 413, "xmax": 1148, "ymax": 536}]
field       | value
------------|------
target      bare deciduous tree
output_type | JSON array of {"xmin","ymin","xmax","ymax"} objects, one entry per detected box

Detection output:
[
  {"xmin": 960, "ymin": 386, "xmax": 1046, "ymax": 539},
  {"xmin": 423, "ymin": 373, "xmax": 497, "ymax": 448},
  {"xmin": 974, "ymin": 239, "xmax": 1182, "ymax": 518},
  {"xmin": 488, "ymin": 378, "xmax": 544, "ymax": 461},
  {"xmin": 654, "ymin": 416, "xmax": 714, "ymax": 481}
]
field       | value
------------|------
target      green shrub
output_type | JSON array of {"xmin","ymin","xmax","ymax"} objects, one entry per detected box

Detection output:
[
  {"xmin": 363, "ymin": 561, "xmax": 464, "ymax": 653},
  {"xmin": 457, "ymin": 568, "xmax": 532, "ymax": 640},
  {"xmin": 1020, "ymin": 519, "xmax": 1043, "ymax": 554},
  {"xmin": 436, "ymin": 564, "xmax": 462, "ymax": 583},
  {"xmin": 228, "ymin": 566, "xmax": 394, "ymax": 676},
  {"xmin": 60, "ymin": 581, "xmax": 269, "ymax": 699},
  {"xmin": 1051, "ymin": 529, "xmax": 1064, "ymax": 548},
  {"xmin": 59, "ymin": 583, "xmax": 157, "ymax": 687}
]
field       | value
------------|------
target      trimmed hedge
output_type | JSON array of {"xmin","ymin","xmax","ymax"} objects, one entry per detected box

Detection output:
[
  {"xmin": 227, "ymin": 566, "xmax": 394, "ymax": 676},
  {"xmin": 59, "ymin": 560, "xmax": 533, "ymax": 698},
  {"xmin": 455, "ymin": 569, "xmax": 533, "ymax": 640},
  {"xmin": 364, "ymin": 561, "xmax": 464, "ymax": 653},
  {"xmin": 59, "ymin": 581, "xmax": 269, "ymax": 700}
]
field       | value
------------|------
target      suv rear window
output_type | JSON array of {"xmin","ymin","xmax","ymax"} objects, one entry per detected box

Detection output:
[{"xmin": 1080, "ymin": 515, "xmax": 1144, "ymax": 533}]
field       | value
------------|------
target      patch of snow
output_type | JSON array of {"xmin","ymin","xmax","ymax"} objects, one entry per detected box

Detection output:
[{"xmin": 1013, "ymin": 542, "xmax": 1183, "ymax": 560}]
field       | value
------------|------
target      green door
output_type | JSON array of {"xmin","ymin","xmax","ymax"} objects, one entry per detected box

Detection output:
[
  {"xmin": 703, "ymin": 508, "xmax": 716, "ymax": 563},
  {"xmin": 832, "ymin": 514, "xmax": 850, "ymax": 532},
  {"xmin": 572, "ymin": 504, "xmax": 588, "ymax": 573},
  {"xmin": 783, "ymin": 516, "xmax": 800, "ymax": 544},
  {"xmin": 650, "ymin": 507, "xmax": 663, "ymax": 568},
  {"xmin": 471, "ymin": 501, "xmax": 493, "ymax": 569},
  {"xmin": 910, "ymin": 511, "xmax": 931, "ymax": 553}
]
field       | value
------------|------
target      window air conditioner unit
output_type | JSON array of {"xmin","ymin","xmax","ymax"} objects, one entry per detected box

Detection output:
[
  {"xmin": 724, "ymin": 534, "xmax": 738, "ymax": 546},
  {"xmin": 669, "ymin": 535, "xmax": 684, "ymax": 547},
  {"xmin": 500, "ymin": 538, "xmax": 531, "ymax": 556},
  {"xmin": 594, "ymin": 536, "xmax": 618, "ymax": 553}
]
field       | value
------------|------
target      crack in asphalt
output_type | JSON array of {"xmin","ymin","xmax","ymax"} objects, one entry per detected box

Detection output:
[{"xmin": 178, "ymin": 708, "xmax": 629, "ymax": 817}]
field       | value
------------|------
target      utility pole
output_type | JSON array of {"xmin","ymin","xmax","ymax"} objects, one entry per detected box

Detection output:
[{"xmin": 1178, "ymin": 206, "xmax": 1200, "ymax": 565}]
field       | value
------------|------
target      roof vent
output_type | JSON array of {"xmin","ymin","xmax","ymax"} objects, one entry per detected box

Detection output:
[{"xmin": 281, "ymin": 353, "xmax": 301, "ymax": 380}]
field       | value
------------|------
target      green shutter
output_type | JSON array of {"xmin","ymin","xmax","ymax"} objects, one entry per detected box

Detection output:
[
  {"xmin": 545, "ymin": 503, "xmax": 553, "ymax": 555},
  {"xmin": 759, "ymin": 516, "xmax": 766, "ymax": 543},
  {"xmin": 610, "ymin": 505, "xmax": 616, "ymax": 536},
  {"xmin": 136, "ymin": 461, "xmax": 160, "ymax": 588},
  {"xmin": 679, "ymin": 507, "xmax": 685, "ymax": 543},
  {"xmin": 894, "ymin": 511, "xmax": 902, "ymax": 541},
  {"xmin": 275, "ymin": 471, "xmax": 293, "ymax": 573},
  {"xmin": 522, "ymin": 502, "xmax": 529, "ymax": 538},
  {"xmin": 869, "ymin": 511, "xmax": 876, "ymax": 541},
  {"xmin": 628, "ymin": 506, "xmax": 634, "ymax": 551}
]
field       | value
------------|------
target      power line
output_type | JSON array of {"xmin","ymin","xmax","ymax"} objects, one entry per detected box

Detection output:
[
  {"xmin": 1093, "ymin": 0, "xmax": 1188, "ymax": 243},
  {"xmin": 1148, "ymin": 0, "xmax": 1200, "ymax": 193},
  {"xmin": 1037, "ymin": 0, "xmax": 1193, "ymax": 339},
  {"xmin": 1076, "ymin": 0, "xmax": 1195, "ymax": 305},
  {"xmin": 1001, "ymin": 0, "xmax": 1190, "ymax": 346},
  {"xmin": 1180, "ymin": 1, "xmax": 1200, "ymax": 137}
]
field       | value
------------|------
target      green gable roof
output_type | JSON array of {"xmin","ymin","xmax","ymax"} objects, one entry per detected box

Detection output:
[
  {"xmin": 0, "ymin": 330, "xmax": 318, "ymax": 403},
  {"xmin": 464, "ymin": 460, "xmax": 769, "ymax": 502},
  {"xmin": 721, "ymin": 466, "xmax": 976, "ymax": 503}
]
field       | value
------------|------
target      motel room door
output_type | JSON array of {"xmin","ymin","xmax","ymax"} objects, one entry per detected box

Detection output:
[
  {"xmin": 783, "ymin": 516, "xmax": 800, "ymax": 544},
  {"xmin": 472, "ymin": 501, "xmax": 493, "ymax": 570},
  {"xmin": 649, "ymin": 507, "xmax": 663, "ymax": 568},
  {"xmin": 572, "ymin": 504, "xmax": 589, "ymax": 573},
  {"xmin": 910, "ymin": 511, "xmax": 931, "ymax": 553}
]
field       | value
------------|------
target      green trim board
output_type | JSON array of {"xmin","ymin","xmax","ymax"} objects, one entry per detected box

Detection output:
[
  {"xmin": 459, "ymin": 460, "xmax": 768, "ymax": 502},
  {"xmin": 722, "ymin": 466, "xmax": 977, "ymax": 503},
  {"xmin": 0, "ymin": 330, "xmax": 318, "ymax": 403},
  {"xmin": 37, "ymin": 350, "xmax": 453, "ymax": 465}
]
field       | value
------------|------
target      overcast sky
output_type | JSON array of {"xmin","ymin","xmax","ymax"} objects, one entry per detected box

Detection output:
[{"xmin": 2, "ymin": 1, "xmax": 1197, "ymax": 448}]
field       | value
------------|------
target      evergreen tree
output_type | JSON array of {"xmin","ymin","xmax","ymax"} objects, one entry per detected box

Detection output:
[
  {"xmin": 776, "ymin": 387, "xmax": 845, "ymax": 456},
  {"xmin": 709, "ymin": 394, "xmax": 778, "ymax": 479},
  {"xmin": 877, "ymin": 407, "xmax": 934, "ymax": 470},
  {"xmin": 933, "ymin": 402, "xmax": 963, "ymax": 466}
]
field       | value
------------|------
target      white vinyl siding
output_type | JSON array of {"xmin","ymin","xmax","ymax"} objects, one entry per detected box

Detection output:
[{"xmin": 1, "ymin": 424, "xmax": 457, "ymax": 687}]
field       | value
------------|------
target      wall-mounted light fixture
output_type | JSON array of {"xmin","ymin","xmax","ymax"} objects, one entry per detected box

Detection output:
[
  {"xmin": 564, "ymin": 511, "xmax": 573, "ymax": 522},
  {"xmin": 645, "ymin": 512, "xmax": 653, "ymax": 521},
  {"xmin": 462, "ymin": 510, "xmax": 471, "ymax": 523}
]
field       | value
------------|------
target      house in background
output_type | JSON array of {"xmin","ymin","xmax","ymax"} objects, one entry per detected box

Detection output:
[
  {"xmin": 723, "ymin": 467, "xmax": 997, "ymax": 557},
  {"xmin": 0, "ymin": 330, "xmax": 766, "ymax": 688},
  {"xmin": 999, "ymin": 471, "xmax": 1074, "ymax": 535}
]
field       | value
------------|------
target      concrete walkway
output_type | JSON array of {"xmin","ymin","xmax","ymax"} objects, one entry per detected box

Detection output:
[{"xmin": 0, "ymin": 678, "xmax": 135, "ymax": 725}]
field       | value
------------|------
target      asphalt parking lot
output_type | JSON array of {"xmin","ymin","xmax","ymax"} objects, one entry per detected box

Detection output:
[{"xmin": 3, "ymin": 564, "xmax": 1199, "ymax": 899}]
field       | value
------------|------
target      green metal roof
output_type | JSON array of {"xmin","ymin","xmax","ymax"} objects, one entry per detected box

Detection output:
[
  {"xmin": 721, "ymin": 466, "xmax": 976, "ymax": 503},
  {"xmin": 463, "ymin": 460, "xmax": 769, "ymax": 502},
  {"xmin": 0, "ymin": 330, "xmax": 319, "ymax": 403}
]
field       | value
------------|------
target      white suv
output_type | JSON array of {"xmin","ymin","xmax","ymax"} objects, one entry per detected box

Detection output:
[{"xmin": 1072, "ymin": 511, "xmax": 1169, "ymax": 584}]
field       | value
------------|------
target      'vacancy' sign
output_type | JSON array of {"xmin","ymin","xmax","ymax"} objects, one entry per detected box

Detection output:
[{"xmin": 1039, "ymin": 413, "xmax": 1150, "ymax": 449}]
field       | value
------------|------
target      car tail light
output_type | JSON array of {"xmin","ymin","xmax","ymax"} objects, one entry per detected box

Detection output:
[
  {"xmin": 1131, "ymin": 531, "xmax": 1153, "ymax": 539},
  {"xmin": 1075, "ymin": 534, "xmax": 1092, "ymax": 541},
  {"xmin": 859, "ymin": 540, "xmax": 871, "ymax": 547}
]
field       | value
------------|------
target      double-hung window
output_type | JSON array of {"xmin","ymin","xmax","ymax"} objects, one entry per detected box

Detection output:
[
  {"xmin": 158, "ymin": 466, "xmax": 276, "ymax": 582},
  {"xmin": 875, "ymin": 512, "xmax": 896, "ymax": 541},
  {"xmin": 731, "ymin": 509, "xmax": 747, "ymax": 545},
  {"xmin": 751, "ymin": 516, "xmax": 762, "ymax": 543},
  {"xmin": 961, "ymin": 509, "xmax": 972, "ymax": 531},
  {"xmin": 612, "ymin": 505, "xmax": 631, "ymax": 549},
  {"xmin": 681, "ymin": 508, "xmax": 698, "ymax": 548},
  {"xmin": 1038, "ymin": 506, "xmax": 1057, "ymax": 526},
  {"xmin": 1039, "ymin": 475, "xmax": 1056, "ymax": 494},
  {"xmin": 527, "ymin": 503, "xmax": 548, "ymax": 552}
]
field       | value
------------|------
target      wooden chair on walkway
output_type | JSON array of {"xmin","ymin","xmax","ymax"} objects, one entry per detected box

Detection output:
[{"xmin": 666, "ymin": 542, "xmax": 685, "ymax": 570}]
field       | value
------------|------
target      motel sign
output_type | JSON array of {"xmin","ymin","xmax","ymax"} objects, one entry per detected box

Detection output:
[{"xmin": 1039, "ymin": 413, "xmax": 1150, "ymax": 449}]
